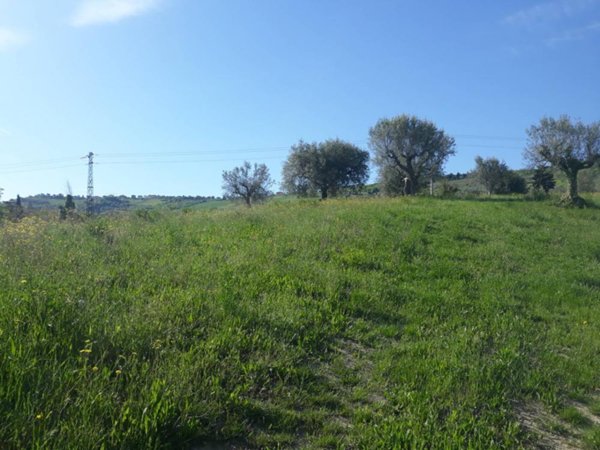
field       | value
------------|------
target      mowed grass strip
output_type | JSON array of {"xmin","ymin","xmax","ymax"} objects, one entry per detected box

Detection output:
[{"xmin": 0, "ymin": 197, "xmax": 599, "ymax": 449}]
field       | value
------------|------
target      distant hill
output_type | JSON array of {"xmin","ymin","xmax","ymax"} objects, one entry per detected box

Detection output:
[{"xmin": 11, "ymin": 194, "xmax": 229, "ymax": 214}]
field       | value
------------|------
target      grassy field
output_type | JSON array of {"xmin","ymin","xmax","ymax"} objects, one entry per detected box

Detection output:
[{"xmin": 1, "ymin": 197, "xmax": 599, "ymax": 449}]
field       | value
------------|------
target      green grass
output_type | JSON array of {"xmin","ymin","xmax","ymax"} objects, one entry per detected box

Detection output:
[
  {"xmin": 559, "ymin": 407, "xmax": 593, "ymax": 428},
  {"xmin": 1, "ymin": 196, "xmax": 599, "ymax": 448},
  {"xmin": 584, "ymin": 427, "xmax": 600, "ymax": 449},
  {"xmin": 590, "ymin": 401, "xmax": 600, "ymax": 417}
]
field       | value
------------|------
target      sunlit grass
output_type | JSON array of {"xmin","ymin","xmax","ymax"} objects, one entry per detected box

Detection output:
[{"xmin": 1, "ymin": 196, "xmax": 599, "ymax": 448}]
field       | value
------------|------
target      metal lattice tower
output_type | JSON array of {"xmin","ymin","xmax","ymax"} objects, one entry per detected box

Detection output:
[{"xmin": 85, "ymin": 152, "xmax": 94, "ymax": 215}]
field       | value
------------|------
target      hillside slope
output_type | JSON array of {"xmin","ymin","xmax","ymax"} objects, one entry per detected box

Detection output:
[{"xmin": 1, "ymin": 197, "xmax": 599, "ymax": 448}]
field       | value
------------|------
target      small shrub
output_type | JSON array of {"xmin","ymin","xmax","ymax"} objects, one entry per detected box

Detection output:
[
  {"xmin": 503, "ymin": 172, "xmax": 528, "ymax": 194},
  {"xmin": 441, "ymin": 181, "xmax": 459, "ymax": 197}
]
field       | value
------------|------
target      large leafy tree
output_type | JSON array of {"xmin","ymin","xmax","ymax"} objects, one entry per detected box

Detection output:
[
  {"xmin": 282, "ymin": 139, "xmax": 369, "ymax": 199},
  {"xmin": 525, "ymin": 116, "xmax": 600, "ymax": 205},
  {"xmin": 474, "ymin": 156, "xmax": 509, "ymax": 195},
  {"xmin": 222, "ymin": 161, "xmax": 273, "ymax": 207},
  {"xmin": 369, "ymin": 115, "xmax": 455, "ymax": 195}
]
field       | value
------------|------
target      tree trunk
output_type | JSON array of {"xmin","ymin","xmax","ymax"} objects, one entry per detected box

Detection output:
[
  {"xmin": 429, "ymin": 177, "xmax": 434, "ymax": 196},
  {"xmin": 565, "ymin": 170, "xmax": 586, "ymax": 207},
  {"xmin": 407, "ymin": 176, "xmax": 417, "ymax": 195},
  {"xmin": 321, "ymin": 188, "xmax": 328, "ymax": 200},
  {"xmin": 567, "ymin": 171, "xmax": 579, "ymax": 201},
  {"xmin": 402, "ymin": 177, "xmax": 410, "ymax": 196}
]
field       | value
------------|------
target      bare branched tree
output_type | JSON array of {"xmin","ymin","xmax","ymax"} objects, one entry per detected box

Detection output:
[{"xmin": 222, "ymin": 161, "xmax": 273, "ymax": 207}]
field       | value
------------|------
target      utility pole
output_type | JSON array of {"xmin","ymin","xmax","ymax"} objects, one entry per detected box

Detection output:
[{"xmin": 84, "ymin": 152, "xmax": 94, "ymax": 215}]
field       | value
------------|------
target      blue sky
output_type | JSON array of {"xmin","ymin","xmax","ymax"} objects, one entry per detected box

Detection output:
[{"xmin": 1, "ymin": 0, "xmax": 599, "ymax": 200}]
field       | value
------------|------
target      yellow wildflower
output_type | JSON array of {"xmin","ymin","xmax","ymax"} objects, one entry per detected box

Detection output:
[
  {"xmin": 79, "ymin": 349, "xmax": 92, "ymax": 354},
  {"xmin": 92, "ymin": 366, "xmax": 99, "ymax": 372}
]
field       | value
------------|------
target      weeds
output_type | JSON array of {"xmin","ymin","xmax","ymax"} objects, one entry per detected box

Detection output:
[{"xmin": 1, "ymin": 197, "xmax": 599, "ymax": 448}]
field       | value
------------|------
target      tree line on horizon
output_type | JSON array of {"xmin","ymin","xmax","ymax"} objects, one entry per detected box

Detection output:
[
  {"xmin": 223, "ymin": 114, "xmax": 600, "ymax": 207},
  {"xmin": 2, "ymin": 114, "xmax": 599, "ymax": 218},
  {"xmin": 0, "ymin": 193, "xmax": 225, "ymax": 222}
]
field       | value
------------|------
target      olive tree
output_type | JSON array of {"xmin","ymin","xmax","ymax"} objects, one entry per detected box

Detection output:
[
  {"xmin": 369, "ymin": 115, "xmax": 455, "ymax": 195},
  {"xmin": 222, "ymin": 161, "xmax": 273, "ymax": 207},
  {"xmin": 525, "ymin": 116, "xmax": 600, "ymax": 206},
  {"xmin": 282, "ymin": 139, "xmax": 369, "ymax": 199}
]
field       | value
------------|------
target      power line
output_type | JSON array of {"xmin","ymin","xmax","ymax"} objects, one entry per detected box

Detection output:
[
  {"xmin": 0, "ymin": 163, "xmax": 84, "ymax": 175},
  {"xmin": 0, "ymin": 148, "xmax": 528, "ymax": 174},
  {"xmin": 0, "ymin": 133, "xmax": 528, "ymax": 174},
  {"xmin": 96, "ymin": 156, "xmax": 286, "ymax": 166},
  {"xmin": 454, "ymin": 134, "xmax": 525, "ymax": 141},
  {"xmin": 99, "ymin": 146, "xmax": 290, "ymax": 158},
  {"xmin": 456, "ymin": 144, "xmax": 524, "ymax": 150},
  {"xmin": 0, "ymin": 157, "xmax": 82, "ymax": 169}
]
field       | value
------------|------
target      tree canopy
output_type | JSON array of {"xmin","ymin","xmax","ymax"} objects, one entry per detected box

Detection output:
[
  {"xmin": 474, "ymin": 156, "xmax": 527, "ymax": 195},
  {"xmin": 369, "ymin": 115, "xmax": 455, "ymax": 195},
  {"xmin": 222, "ymin": 161, "xmax": 273, "ymax": 207},
  {"xmin": 531, "ymin": 167, "xmax": 556, "ymax": 194},
  {"xmin": 474, "ymin": 157, "xmax": 509, "ymax": 195},
  {"xmin": 282, "ymin": 139, "xmax": 369, "ymax": 199},
  {"xmin": 525, "ymin": 115, "xmax": 600, "ymax": 205}
]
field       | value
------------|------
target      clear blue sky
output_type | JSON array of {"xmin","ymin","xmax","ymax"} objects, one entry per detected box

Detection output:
[{"xmin": 1, "ymin": 0, "xmax": 599, "ymax": 200}]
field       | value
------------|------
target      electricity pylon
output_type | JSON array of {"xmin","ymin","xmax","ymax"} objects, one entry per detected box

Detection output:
[{"xmin": 83, "ymin": 152, "xmax": 94, "ymax": 215}]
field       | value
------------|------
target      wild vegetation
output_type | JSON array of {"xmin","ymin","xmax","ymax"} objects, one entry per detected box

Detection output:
[
  {"xmin": 525, "ymin": 116, "xmax": 600, "ymax": 206},
  {"xmin": 1, "ymin": 196, "xmax": 599, "ymax": 449},
  {"xmin": 1, "ymin": 114, "xmax": 599, "ymax": 448}
]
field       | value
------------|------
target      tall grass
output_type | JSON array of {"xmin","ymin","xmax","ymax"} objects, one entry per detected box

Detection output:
[{"xmin": 1, "ymin": 197, "xmax": 599, "ymax": 448}]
